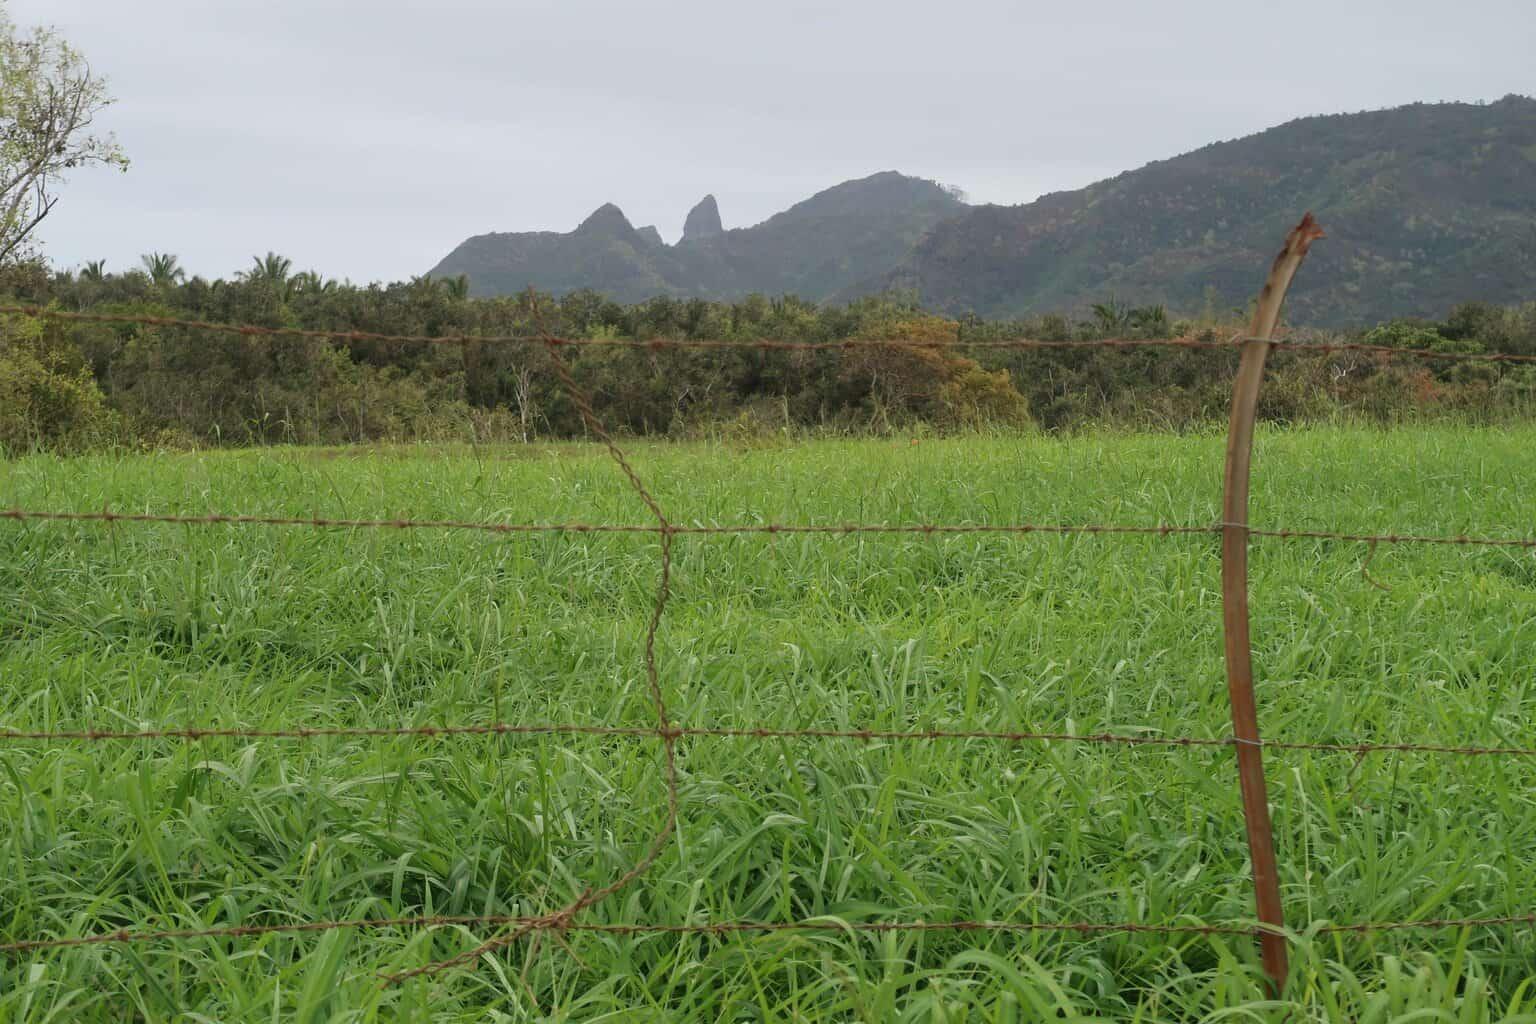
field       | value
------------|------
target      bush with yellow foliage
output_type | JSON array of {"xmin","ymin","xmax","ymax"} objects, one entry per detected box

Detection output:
[{"xmin": 838, "ymin": 315, "xmax": 1030, "ymax": 430}]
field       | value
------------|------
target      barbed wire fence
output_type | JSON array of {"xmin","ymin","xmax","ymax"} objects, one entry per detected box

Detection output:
[
  {"xmin": 3, "ymin": 303, "xmax": 1535, "ymax": 364},
  {"xmin": 2, "ymin": 214, "xmax": 1534, "ymax": 993}
]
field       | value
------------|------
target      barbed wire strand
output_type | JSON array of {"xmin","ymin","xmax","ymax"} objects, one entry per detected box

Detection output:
[
  {"xmin": 0, "ymin": 305, "xmax": 1242, "ymax": 352},
  {"xmin": 379, "ymin": 293, "xmax": 687, "ymax": 985},
  {"xmin": 6, "ymin": 304, "xmax": 1536, "ymax": 364},
  {"xmin": 6, "ymin": 912, "xmax": 1533, "ymax": 957},
  {"xmin": 6, "ymin": 303, "xmax": 1536, "ymax": 980},
  {"xmin": 7, "ymin": 507, "xmax": 1536, "ymax": 550},
  {"xmin": 1, "ymin": 722, "xmax": 1533, "ymax": 758},
  {"xmin": 0, "ymin": 508, "xmax": 1216, "ymax": 537},
  {"xmin": 1265, "ymin": 338, "xmax": 1536, "ymax": 365}
]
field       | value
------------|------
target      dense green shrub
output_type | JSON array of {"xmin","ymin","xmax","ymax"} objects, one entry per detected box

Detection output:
[
  {"xmin": 0, "ymin": 313, "xmax": 116, "ymax": 453},
  {"xmin": 1, "ymin": 261, "xmax": 1533, "ymax": 453}
]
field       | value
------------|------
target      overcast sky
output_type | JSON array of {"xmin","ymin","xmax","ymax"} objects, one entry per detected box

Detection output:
[{"xmin": 14, "ymin": 0, "xmax": 1535, "ymax": 284}]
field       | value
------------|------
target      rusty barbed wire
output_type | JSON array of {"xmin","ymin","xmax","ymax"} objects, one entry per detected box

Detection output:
[
  {"xmin": 1264, "ymin": 338, "xmax": 1536, "ymax": 364},
  {"xmin": 384, "ymin": 294, "xmax": 688, "ymax": 984},
  {"xmin": 7, "ymin": 507, "xmax": 1536, "ymax": 549},
  {"xmin": 6, "ymin": 910, "xmax": 1534, "ymax": 958},
  {"xmin": 2, "ymin": 722, "xmax": 1534, "ymax": 758},
  {"xmin": 8, "ymin": 299, "xmax": 1536, "ymax": 985},
  {"xmin": 0, "ymin": 915, "xmax": 1264, "ymax": 956},
  {"xmin": 0, "ymin": 304, "xmax": 1236, "ymax": 352},
  {"xmin": 1, "ymin": 508, "xmax": 661, "ymax": 534},
  {"xmin": 1241, "ymin": 525, "xmax": 1536, "ymax": 548},
  {"xmin": 0, "ymin": 508, "xmax": 1222, "ymax": 538},
  {"xmin": 7, "ymin": 304, "xmax": 1536, "ymax": 364},
  {"xmin": 0, "ymin": 722, "xmax": 661, "ymax": 742}
]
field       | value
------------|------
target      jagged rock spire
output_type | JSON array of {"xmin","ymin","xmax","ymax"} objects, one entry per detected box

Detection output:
[{"xmin": 681, "ymin": 195, "xmax": 723, "ymax": 241}]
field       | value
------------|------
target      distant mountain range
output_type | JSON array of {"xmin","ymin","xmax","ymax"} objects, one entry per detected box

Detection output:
[
  {"xmin": 429, "ymin": 171, "xmax": 964, "ymax": 306},
  {"xmin": 429, "ymin": 96, "xmax": 1536, "ymax": 325}
]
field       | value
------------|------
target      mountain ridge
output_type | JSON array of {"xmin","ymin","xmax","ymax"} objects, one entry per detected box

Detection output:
[
  {"xmin": 430, "ymin": 97, "xmax": 1536, "ymax": 323},
  {"xmin": 856, "ymin": 96, "xmax": 1536, "ymax": 324},
  {"xmin": 430, "ymin": 171, "xmax": 964, "ymax": 304}
]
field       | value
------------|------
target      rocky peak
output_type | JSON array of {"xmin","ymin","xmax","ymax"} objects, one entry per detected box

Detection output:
[
  {"xmin": 575, "ymin": 202, "xmax": 635, "ymax": 236},
  {"xmin": 681, "ymin": 194, "xmax": 723, "ymax": 242}
]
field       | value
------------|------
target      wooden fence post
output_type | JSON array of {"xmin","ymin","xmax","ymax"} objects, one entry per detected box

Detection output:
[{"xmin": 1221, "ymin": 213, "xmax": 1326, "ymax": 994}]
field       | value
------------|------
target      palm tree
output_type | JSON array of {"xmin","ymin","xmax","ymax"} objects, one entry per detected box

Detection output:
[
  {"xmin": 291, "ymin": 270, "xmax": 336, "ymax": 295},
  {"xmin": 1090, "ymin": 298, "xmax": 1132, "ymax": 336},
  {"xmin": 246, "ymin": 252, "xmax": 293, "ymax": 287},
  {"xmin": 80, "ymin": 259, "xmax": 107, "ymax": 282},
  {"xmin": 1129, "ymin": 304, "xmax": 1170, "ymax": 338},
  {"xmin": 407, "ymin": 274, "xmax": 440, "ymax": 301},
  {"xmin": 440, "ymin": 274, "xmax": 471, "ymax": 300},
  {"xmin": 140, "ymin": 252, "xmax": 185, "ymax": 287},
  {"xmin": 242, "ymin": 251, "xmax": 296, "ymax": 302}
]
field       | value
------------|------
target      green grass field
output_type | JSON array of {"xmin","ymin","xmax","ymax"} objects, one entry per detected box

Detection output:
[{"xmin": 2, "ymin": 426, "xmax": 1535, "ymax": 1021}]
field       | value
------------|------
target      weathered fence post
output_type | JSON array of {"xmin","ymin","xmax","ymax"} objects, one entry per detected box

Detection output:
[{"xmin": 1221, "ymin": 213, "xmax": 1325, "ymax": 993}]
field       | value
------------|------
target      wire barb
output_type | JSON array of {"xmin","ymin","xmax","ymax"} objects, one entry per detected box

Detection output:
[
  {"xmin": 7, "ymin": 508, "xmax": 1536, "ymax": 550},
  {"xmin": 1, "ymin": 722, "xmax": 1533, "ymax": 758},
  {"xmin": 0, "ymin": 304, "xmax": 1235, "ymax": 352},
  {"xmin": 7, "ymin": 911, "xmax": 1535, "ymax": 957},
  {"xmin": 5, "ymin": 304, "xmax": 1536, "ymax": 363},
  {"xmin": 379, "ymin": 292, "xmax": 687, "ymax": 986},
  {"xmin": 5, "ymin": 300, "xmax": 1536, "ymax": 984}
]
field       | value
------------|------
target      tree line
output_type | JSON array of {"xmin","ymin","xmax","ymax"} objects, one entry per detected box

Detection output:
[
  {"xmin": 2, "ymin": 10, "xmax": 1534, "ymax": 453},
  {"xmin": 2, "ymin": 254, "xmax": 1535, "ymax": 453}
]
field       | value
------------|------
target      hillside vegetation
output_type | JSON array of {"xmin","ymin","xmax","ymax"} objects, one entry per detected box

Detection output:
[
  {"xmin": 4, "ymin": 256, "xmax": 1536, "ymax": 452},
  {"xmin": 884, "ymin": 96, "xmax": 1536, "ymax": 324},
  {"xmin": 430, "ymin": 98, "xmax": 1536, "ymax": 325}
]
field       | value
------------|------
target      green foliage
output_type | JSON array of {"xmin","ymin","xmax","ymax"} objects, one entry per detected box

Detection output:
[
  {"xmin": 3, "ymin": 260, "xmax": 1536, "ymax": 452},
  {"xmin": 138, "ymin": 252, "xmax": 184, "ymax": 287},
  {"xmin": 0, "ymin": 311, "xmax": 115, "ymax": 452},
  {"xmin": 938, "ymin": 363, "xmax": 1030, "ymax": 427},
  {"xmin": 2, "ymin": 429, "xmax": 1535, "ymax": 1017},
  {"xmin": 439, "ymin": 272, "xmax": 470, "ymax": 300},
  {"xmin": 428, "ymin": 100, "xmax": 1536, "ymax": 326},
  {"xmin": 242, "ymin": 251, "xmax": 296, "ymax": 301},
  {"xmin": 1091, "ymin": 298, "xmax": 1132, "ymax": 334},
  {"xmin": 900, "ymin": 97, "xmax": 1536, "ymax": 324},
  {"xmin": 1443, "ymin": 301, "xmax": 1536, "ymax": 355},
  {"xmin": 830, "ymin": 314, "xmax": 1033, "ymax": 430},
  {"xmin": 1363, "ymin": 319, "xmax": 1449, "ymax": 350},
  {"xmin": 1129, "ymin": 303, "xmax": 1172, "ymax": 338}
]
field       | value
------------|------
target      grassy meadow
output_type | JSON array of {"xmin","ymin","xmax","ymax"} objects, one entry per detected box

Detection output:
[{"xmin": 2, "ymin": 426, "xmax": 1535, "ymax": 1020}]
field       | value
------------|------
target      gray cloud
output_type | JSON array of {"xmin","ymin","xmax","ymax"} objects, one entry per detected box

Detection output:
[{"xmin": 13, "ymin": 0, "xmax": 1534, "ymax": 283}]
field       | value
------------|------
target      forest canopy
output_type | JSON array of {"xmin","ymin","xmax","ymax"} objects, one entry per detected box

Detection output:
[{"xmin": 3, "ymin": 259, "xmax": 1535, "ymax": 453}]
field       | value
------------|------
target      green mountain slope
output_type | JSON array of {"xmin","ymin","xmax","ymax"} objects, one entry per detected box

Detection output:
[
  {"xmin": 431, "ymin": 99, "xmax": 1536, "ymax": 323},
  {"xmin": 864, "ymin": 96, "xmax": 1536, "ymax": 324}
]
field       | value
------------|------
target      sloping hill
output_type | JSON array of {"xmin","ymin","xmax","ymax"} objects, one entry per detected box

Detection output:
[
  {"xmin": 431, "ymin": 99, "xmax": 1536, "ymax": 322},
  {"xmin": 427, "ymin": 202, "xmax": 681, "ymax": 302},
  {"xmin": 670, "ymin": 172, "xmax": 966, "ymax": 300},
  {"xmin": 428, "ymin": 171, "xmax": 966, "ymax": 303},
  {"xmin": 864, "ymin": 96, "xmax": 1536, "ymax": 324}
]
